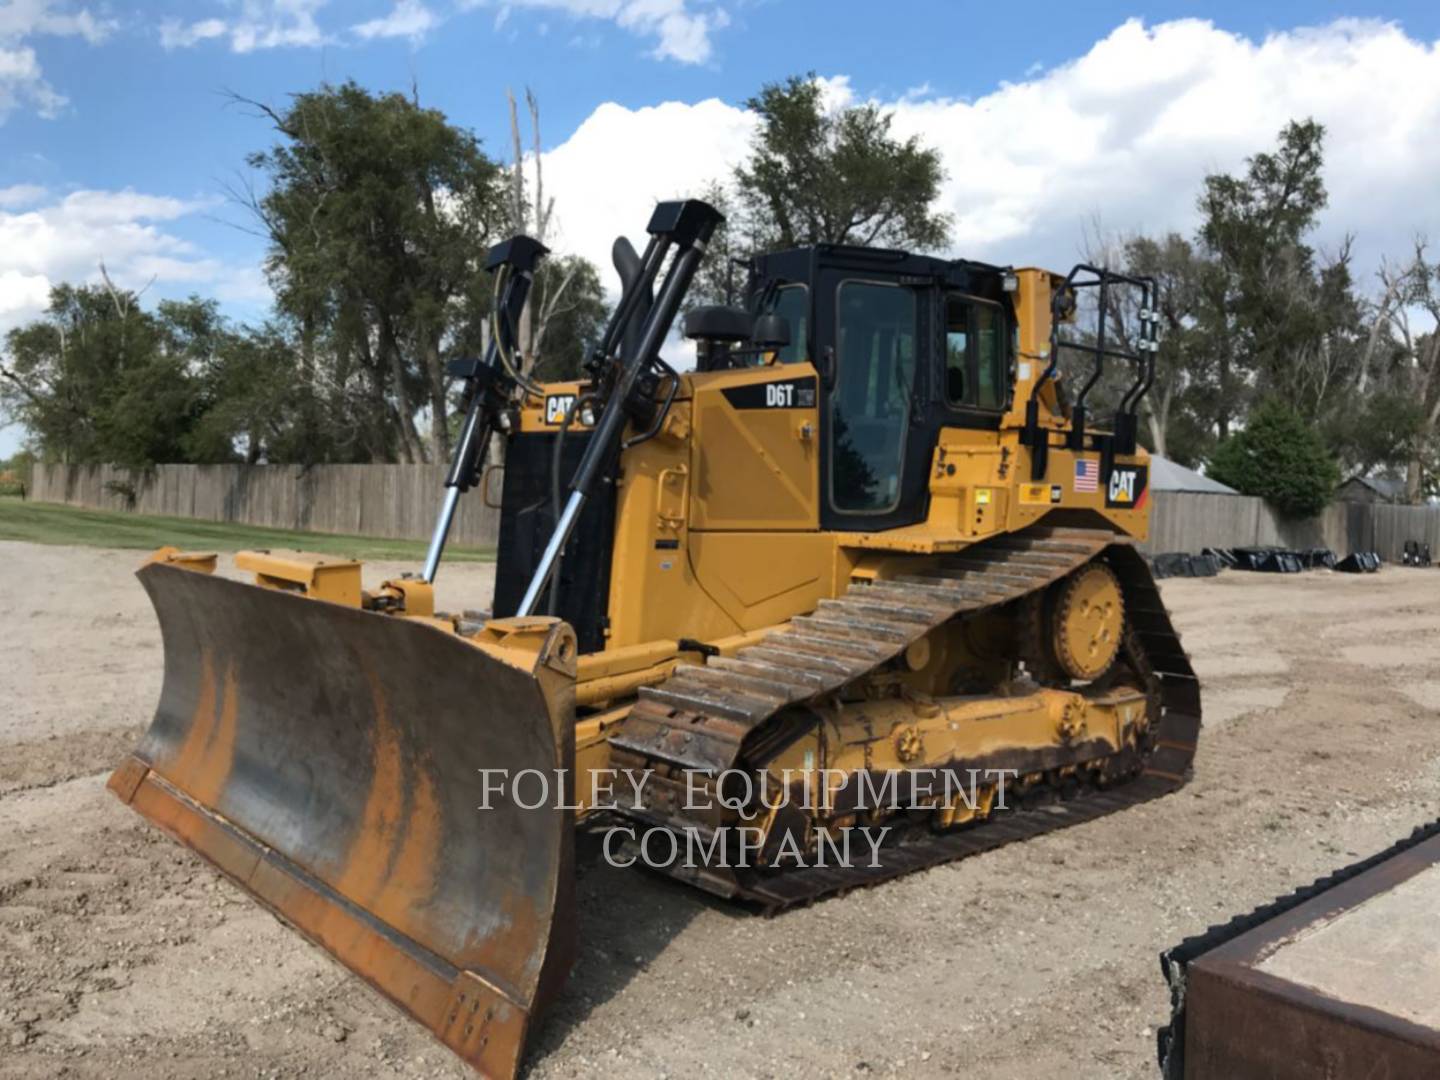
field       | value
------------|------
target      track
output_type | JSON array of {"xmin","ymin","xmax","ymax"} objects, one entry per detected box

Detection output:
[{"xmin": 609, "ymin": 525, "xmax": 1202, "ymax": 912}]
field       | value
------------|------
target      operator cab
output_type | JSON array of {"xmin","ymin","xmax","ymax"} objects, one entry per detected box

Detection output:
[{"xmin": 683, "ymin": 245, "xmax": 1018, "ymax": 532}]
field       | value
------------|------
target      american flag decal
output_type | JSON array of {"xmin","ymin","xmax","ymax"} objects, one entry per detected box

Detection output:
[{"xmin": 1073, "ymin": 458, "xmax": 1099, "ymax": 493}]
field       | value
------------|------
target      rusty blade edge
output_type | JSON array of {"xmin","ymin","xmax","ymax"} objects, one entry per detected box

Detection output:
[{"xmin": 109, "ymin": 759, "xmax": 534, "ymax": 1080}]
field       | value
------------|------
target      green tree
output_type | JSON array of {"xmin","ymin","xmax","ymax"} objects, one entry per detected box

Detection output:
[
  {"xmin": 684, "ymin": 180, "xmax": 752, "ymax": 312},
  {"xmin": 0, "ymin": 283, "xmax": 318, "ymax": 467},
  {"xmin": 1082, "ymin": 121, "xmax": 1366, "ymax": 470},
  {"xmin": 679, "ymin": 72, "xmax": 950, "ymax": 315},
  {"xmin": 525, "ymin": 256, "xmax": 607, "ymax": 381},
  {"xmin": 187, "ymin": 322, "xmax": 308, "ymax": 464},
  {"xmin": 0, "ymin": 448, "xmax": 35, "ymax": 472},
  {"xmin": 1358, "ymin": 242, "xmax": 1440, "ymax": 500},
  {"xmin": 1327, "ymin": 386, "xmax": 1423, "ymax": 480},
  {"xmin": 1196, "ymin": 119, "xmax": 1339, "ymax": 436},
  {"xmin": 0, "ymin": 282, "xmax": 195, "ymax": 467},
  {"xmin": 1206, "ymin": 400, "xmax": 1341, "ymax": 517},
  {"xmin": 688, "ymin": 75, "xmax": 951, "ymax": 313},
  {"xmin": 736, "ymin": 75, "xmax": 951, "ymax": 251},
  {"xmin": 240, "ymin": 81, "xmax": 508, "ymax": 463},
  {"xmin": 0, "ymin": 448, "xmax": 33, "ymax": 494},
  {"xmin": 449, "ymin": 253, "xmax": 607, "ymax": 384}
]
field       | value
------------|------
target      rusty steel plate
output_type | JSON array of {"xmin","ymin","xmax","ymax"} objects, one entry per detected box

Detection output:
[
  {"xmin": 110, "ymin": 563, "xmax": 576, "ymax": 1079},
  {"xmin": 1160, "ymin": 819, "xmax": 1440, "ymax": 1079}
]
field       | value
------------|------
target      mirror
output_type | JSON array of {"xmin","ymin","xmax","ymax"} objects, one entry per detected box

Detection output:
[{"xmin": 751, "ymin": 313, "xmax": 792, "ymax": 349}]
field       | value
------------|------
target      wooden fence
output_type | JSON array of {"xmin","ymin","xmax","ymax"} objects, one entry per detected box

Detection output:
[
  {"xmin": 1144, "ymin": 492, "xmax": 1440, "ymax": 562},
  {"xmin": 23, "ymin": 463, "xmax": 1440, "ymax": 563},
  {"xmin": 25, "ymin": 463, "xmax": 501, "ymax": 548}
]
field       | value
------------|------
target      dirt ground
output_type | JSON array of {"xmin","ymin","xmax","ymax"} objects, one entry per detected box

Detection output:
[{"xmin": 2, "ymin": 540, "xmax": 1439, "ymax": 1079}]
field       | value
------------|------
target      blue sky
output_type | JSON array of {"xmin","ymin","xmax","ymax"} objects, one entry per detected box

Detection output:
[{"xmin": 3, "ymin": 1, "xmax": 1440, "ymax": 455}]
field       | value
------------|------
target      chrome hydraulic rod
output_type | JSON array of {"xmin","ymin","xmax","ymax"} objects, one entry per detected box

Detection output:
[
  {"xmin": 515, "ymin": 199, "xmax": 721, "ymax": 616},
  {"xmin": 421, "ymin": 235, "xmax": 547, "ymax": 584},
  {"xmin": 516, "ymin": 489, "xmax": 585, "ymax": 615},
  {"xmin": 421, "ymin": 486, "xmax": 462, "ymax": 584}
]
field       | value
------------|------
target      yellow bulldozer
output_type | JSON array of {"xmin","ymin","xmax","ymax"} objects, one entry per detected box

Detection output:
[{"xmin": 109, "ymin": 199, "xmax": 1201, "ymax": 1077}]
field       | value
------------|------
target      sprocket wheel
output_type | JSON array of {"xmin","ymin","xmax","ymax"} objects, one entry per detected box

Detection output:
[{"xmin": 1050, "ymin": 562, "xmax": 1124, "ymax": 680}]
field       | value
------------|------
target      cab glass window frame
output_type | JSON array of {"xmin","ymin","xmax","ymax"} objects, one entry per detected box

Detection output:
[
  {"xmin": 829, "ymin": 278, "xmax": 919, "ymax": 515},
  {"xmin": 767, "ymin": 283, "xmax": 810, "ymax": 365},
  {"xmin": 943, "ymin": 292, "xmax": 1007, "ymax": 412}
]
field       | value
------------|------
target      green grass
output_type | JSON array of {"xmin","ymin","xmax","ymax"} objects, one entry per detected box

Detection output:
[{"xmin": 0, "ymin": 496, "xmax": 495, "ymax": 563}]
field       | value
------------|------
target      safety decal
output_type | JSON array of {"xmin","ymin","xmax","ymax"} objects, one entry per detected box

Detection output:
[{"xmin": 1020, "ymin": 483, "xmax": 1063, "ymax": 505}]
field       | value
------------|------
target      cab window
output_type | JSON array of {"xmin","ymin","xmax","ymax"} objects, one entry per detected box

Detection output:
[
  {"xmin": 832, "ymin": 281, "xmax": 916, "ymax": 514},
  {"xmin": 944, "ymin": 301, "xmax": 968, "ymax": 403},
  {"xmin": 767, "ymin": 284, "xmax": 809, "ymax": 364},
  {"xmin": 944, "ymin": 294, "xmax": 1006, "ymax": 410}
]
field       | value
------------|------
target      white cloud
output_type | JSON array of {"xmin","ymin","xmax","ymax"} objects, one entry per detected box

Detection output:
[
  {"xmin": 0, "ymin": 0, "xmax": 111, "ymax": 43},
  {"xmin": 211, "ymin": 263, "xmax": 274, "ymax": 306},
  {"xmin": 0, "ymin": 183, "xmax": 45, "ymax": 208},
  {"xmin": 0, "ymin": 188, "xmax": 262, "ymax": 336},
  {"xmin": 352, "ymin": 0, "xmax": 438, "ymax": 42},
  {"xmin": 538, "ymin": 18, "xmax": 1440, "ymax": 299},
  {"xmin": 0, "ymin": 0, "xmax": 114, "ymax": 121},
  {"xmin": 158, "ymin": 17, "xmax": 227, "ymax": 49},
  {"xmin": 888, "ymin": 17, "xmax": 1440, "ymax": 275},
  {"xmin": 812, "ymin": 73, "xmax": 854, "ymax": 112},
  {"xmin": 0, "ymin": 268, "xmax": 49, "ymax": 316},
  {"xmin": 160, "ymin": 0, "xmax": 327, "ymax": 54},
  {"xmin": 540, "ymin": 97, "xmax": 755, "ymax": 291},
  {"xmin": 163, "ymin": 0, "xmax": 725, "ymax": 61},
  {"xmin": 0, "ymin": 44, "xmax": 63, "ymax": 117},
  {"xmin": 466, "ymin": 0, "xmax": 727, "ymax": 63}
]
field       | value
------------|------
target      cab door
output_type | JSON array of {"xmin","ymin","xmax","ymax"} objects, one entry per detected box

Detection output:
[{"xmin": 818, "ymin": 272, "xmax": 933, "ymax": 532}]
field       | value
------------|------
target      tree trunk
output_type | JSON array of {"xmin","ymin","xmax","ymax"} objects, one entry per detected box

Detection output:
[
  {"xmin": 299, "ymin": 313, "xmax": 321, "ymax": 464},
  {"xmin": 1146, "ymin": 388, "xmax": 1170, "ymax": 460},
  {"xmin": 424, "ymin": 329, "xmax": 449, "ymax": 459},
  {"xmin": 1411, "ymin": 391, "xmax": 1440, "ymax": 505},
  {"xmin": 518, "ymin": 289, "xmax": 534, "ymax": 365},
  {"xmin": 354, "ymin": 325, "xmax": 385, "ymax": 462},
  {"xmin": 508, "ymin": 87, "xmax": 543, "ymax": 376},
  {"xmin": 1357, "ymin": 281, "xmax": 1398, "ymax": 396},
  {"xmin": 529, "ymin": 261, "xmax": 579, "ymax": 371},
  {"xmin": 1217, "ymin": 345, "xmax": 1231, "ymax": 440},
  {"xmin": 380, "ymin": 317, "xmax": 423, "ymax": 464}
]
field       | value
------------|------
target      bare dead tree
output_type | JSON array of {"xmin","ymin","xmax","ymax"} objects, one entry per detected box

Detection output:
[
  {"xmin": 1287, "ymin": 237, "xmax": 1355, "ymax": 417},
  {"xmin": 94, "ymin": 260, "xmax": 158, "ymax": 369},
  {"xmin": 1373, "ymin": 239, "xmax": 1440, "ymax": 501},
  {"xmin": 1359, "ymin": 256, "xmax": 1406, "ymax": 396},
  {"xmin": 506, "ymin": 87, "xmax": 582, "ymax": 379},
  {"xmin": 97, "ymin": 261, "xmax": 156, "ymax": 316},
  {"xmin": 1403, "ymin": 245, "xmax": 1440, "ymax": 503}
]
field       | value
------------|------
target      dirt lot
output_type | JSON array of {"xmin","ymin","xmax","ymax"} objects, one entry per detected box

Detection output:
[{"xmin": 3, "ymin": 539, "xmax": 1439, "ymax": 1079}]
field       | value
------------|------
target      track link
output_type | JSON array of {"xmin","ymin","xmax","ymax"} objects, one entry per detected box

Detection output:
[{"xmin": 608, "ymin": 525, "xmax": 1201, "ymax": 912}]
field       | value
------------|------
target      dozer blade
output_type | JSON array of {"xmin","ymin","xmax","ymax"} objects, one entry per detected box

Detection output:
[{"xmin": 108, "ymin": 562, "xmax": 577, "ymax": 1079}]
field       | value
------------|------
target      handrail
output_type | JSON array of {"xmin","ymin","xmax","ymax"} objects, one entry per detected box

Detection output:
[{"xmin": 1023, "ymin": 263, "xmax": 1161, "ymax": 479}]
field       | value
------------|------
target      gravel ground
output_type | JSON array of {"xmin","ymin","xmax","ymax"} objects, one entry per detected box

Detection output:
[{"xmin": 2, "ymin": 539, "xmax": 1438, "ymax": 1079}]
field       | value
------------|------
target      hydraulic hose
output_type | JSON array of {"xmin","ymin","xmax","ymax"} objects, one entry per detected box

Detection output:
[{"xmin": 545, "ymin": 392, "xmax": 598, "ymax": 616}]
